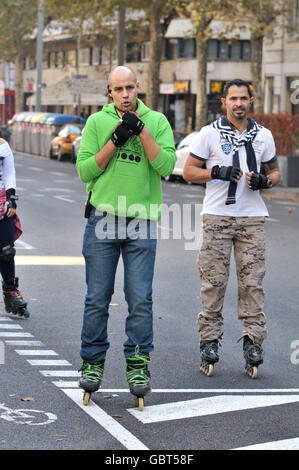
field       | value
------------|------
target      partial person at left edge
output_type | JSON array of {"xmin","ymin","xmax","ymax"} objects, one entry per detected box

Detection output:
[{"xmin": 0, "ymin": 138, "xmax": 30, "ymax": 318}]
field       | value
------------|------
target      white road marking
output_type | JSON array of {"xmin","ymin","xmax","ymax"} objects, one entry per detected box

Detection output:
[
  {"xmin": 51, "ymin": 386, "xmax": 299, "ymax": 393},
  {"xmin": 53, "ymin": 195, "xmax": 75, "ymax": 203},
  {"xmin": 233, "ymin": 437, "xmax": 299, "ymax": 450},
  {"xmin": 15, "ymin": 350, "xmax": 58, "ymax": 356},
  {"xmin": 0, "ymin": 332, "xmax": 33, "ymax": 337},
  {"xmin": 0, "ymin": 318, "xmax": 13, "ymax": 321},
  {"xmin": 0, "ymin": 324, "xmax": 23, "ymax": 329},
  {"xmin": 5, "ymin": 341, "xmax": 44, "ymax": 346},
  {"xmin": 28, "ymin": 167, "xmax": 43, "ymax": 172},
  {"xmin": 27, "ymin": 359, "xmax": 72, "ymax": 366},
  {"xmin": 40, "ymin": 370, "xmax": 80, "ymax": 377},
  {"xmin": 62, "ymin": 388, "xmax": 149, "ymax": 451},
  {"xmin": 15, "ymin": 239, "xmax": 36, "ymax": 250},
  {"xmin": 127, "ymin": 395, "xmax": 299, "ymax": 424}
]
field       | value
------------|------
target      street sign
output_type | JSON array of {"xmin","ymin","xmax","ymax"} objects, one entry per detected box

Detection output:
[{"xmin": 71, "ymin": 76, "xmax": 106, "ymax": 95}]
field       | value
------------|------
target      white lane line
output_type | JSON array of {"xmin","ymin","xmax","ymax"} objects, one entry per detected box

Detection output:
[
  {"xmin": 5, "ymin": 341, "xmax": 44, "ymax": 346},
  {"xmin": 15, "ymin": 239, "xmax": 36, "ymax": 250},
  {"xmin": 0, "ymin": 317, "xmax": 13, "ymax": 321},
  {"xmin": 233, "ymin": 437, "xmax": 299, "ymax": 450},
  {"xmin": 40, "ymin": 371, "xmax": 80, "ymax": 377},
  {"xmin": 62, "ymin": 388, "xmax": 149, "ymax": 451},
  {"xmin": 27, "ymin": 359, "xmax": 72, "ymax": 366},
  {"xmin": 0, "ymin": 332, "xmax": 33, "ymax": 337},
  {"xmin": 15, "ymin": 350, "xmax": 58, "ymax": 356},
  {"xmin": 53, "ymin": 195, "xmax": 75, "ymax": 203},
  {"xmin": 0, "ymin": 324, "xmax": 23, "ymax": 329},
  {"xmin": 127, "ymin": 395, "xmax": 299, "ymax": 424},
  {"xmin": 28, "ymin": 167, "xmax": 43, "ymax": 172},
  {"xmin": 51, "ymin": 386, "xmax": 299, "ymax": 393}
]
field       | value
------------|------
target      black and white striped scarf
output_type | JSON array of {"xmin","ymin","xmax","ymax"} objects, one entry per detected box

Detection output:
[{"xmin": 212, "ymin": 116, "xmax": 263, "ymax": 205}]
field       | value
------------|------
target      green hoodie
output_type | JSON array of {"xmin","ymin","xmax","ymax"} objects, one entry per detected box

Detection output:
[{"xmin": 76, "ymin": 99, "xmax": 176, "ymax": 220}]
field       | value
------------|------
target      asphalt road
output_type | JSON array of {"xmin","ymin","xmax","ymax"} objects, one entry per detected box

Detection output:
[{"xmin": 0, "ymin": 152, "xmax": 298, "ymax": 455}]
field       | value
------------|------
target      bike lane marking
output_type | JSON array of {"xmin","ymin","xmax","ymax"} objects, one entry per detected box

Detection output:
[{"xmin": 126, "ymin": 394, "xmax": 299, "ymax": 424}]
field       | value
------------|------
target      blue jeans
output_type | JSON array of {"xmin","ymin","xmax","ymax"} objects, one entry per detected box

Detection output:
[{"xmin": 81, "ymin": 210, "xmax": 157, "ymax": 362}]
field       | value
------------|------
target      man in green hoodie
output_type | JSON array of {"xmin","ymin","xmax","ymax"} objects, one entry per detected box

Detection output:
[{"xmin": 76, "ymin": 66, "xmax": 176, "ymax": 407}]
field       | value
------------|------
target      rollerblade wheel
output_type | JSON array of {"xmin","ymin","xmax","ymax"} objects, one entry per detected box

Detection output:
[
  {"xmin": 138, "ymin": 397, "xmax": 144, "ymax": 411},
  {"xmin": 19, "ymin": 308, "xmax": 30, "ymax": 318},
  {"xmin": 83, "ymin": 391, "xmax": 91, "ymax": 406},
  {"xmin": 245, "ymin": 365, "xmax": 258, "ymax": 379},
  {"xmin": 200, "ymin": 361, "xmax": 214, "ymax": 377}
]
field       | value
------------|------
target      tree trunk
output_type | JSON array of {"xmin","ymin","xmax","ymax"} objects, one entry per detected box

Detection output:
[
  {"xmin": 195, "ymin": 34, "xmax": 208, "ymax": 130},
  {"xmin": 251, "ymin": 34, "xmax": 264, "ymax": 113},
  {"xmin": 14, "ymin": 53, "xmax": 23, "ymax": 113},
  {"xmin": 146, "ymin": 10, "xmax": 163, "ymax": 110}
]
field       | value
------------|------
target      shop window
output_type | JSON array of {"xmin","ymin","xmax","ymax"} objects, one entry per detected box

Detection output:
[
  {"xmin": 79, "ymin": 48, "xmax": 92, "ymax": 66},
  {"xmin": 66, "ymin": 50, "xmax": 77, "ymax": 67}
]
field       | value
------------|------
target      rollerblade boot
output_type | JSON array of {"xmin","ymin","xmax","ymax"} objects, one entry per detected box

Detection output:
[
  {"xmin": 126, "ymin": 346, "xmax": 151, "ymax": 411},
  {"xmin": 200, "ymin": 340, "xmax": 219, "ymax": 376},
  {"xmin": 2, "ymin": 278, "xmax": 30, "ymax": 318},
  {"xmin": 78, "ymin": 359, "xmax": 105, "ymax": 405},
  {"xmin": 243, "ymin": 336, "xmax": 263, "ymax": 379}
]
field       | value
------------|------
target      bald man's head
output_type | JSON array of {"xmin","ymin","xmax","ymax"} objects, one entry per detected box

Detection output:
[{"xmin": 107, "ymin": 66, "xmax": 139, "ymax": 112}]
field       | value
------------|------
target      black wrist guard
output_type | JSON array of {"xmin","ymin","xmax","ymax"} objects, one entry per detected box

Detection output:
[
  {"xmin": 249, "ymin": 172, "xmax": 271, "ymax": 190},
  {"xmin": 111, "ymin": 123, "xmax": 132, "ymax": 147},
  {"xmin": 6, "ymin": 189, "xmax": 18, "ymax": 210},
  {"xmin": 122, "ymin": 111, "xmax": 144, "ymax": 135},
  {"xmin": 211, "ymin": 165, "xmax": 241, "ymax": 182}
]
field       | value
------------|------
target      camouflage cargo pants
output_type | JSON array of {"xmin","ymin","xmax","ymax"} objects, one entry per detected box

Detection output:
[{"xmin": 197, "ymin": 214, "xmax": 267, "ymax": 345}]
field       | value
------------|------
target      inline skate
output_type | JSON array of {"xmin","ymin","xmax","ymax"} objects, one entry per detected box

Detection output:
[
  {"xmin": 126, "ymin": 346, "xmax": 151, "ymax": 411},
  {"xmin": 199, "ymin": 340, "xmax": 219, "ymax": 376},
  {"xmin": 2, "ymin": 278, "xmax": 30, "ymax": 318},
  {"xmin": 243, "ymin": 335, "xmax": 263, "ymax": 379},
  {"xmin": 78, "ymin": 359, "xmax": 105, "ymax": 405}
]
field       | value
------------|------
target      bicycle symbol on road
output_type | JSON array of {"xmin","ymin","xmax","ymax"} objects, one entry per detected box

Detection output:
[{"xmin": 0, "ymin": 403, "xmax": 57, "ymax": 425}]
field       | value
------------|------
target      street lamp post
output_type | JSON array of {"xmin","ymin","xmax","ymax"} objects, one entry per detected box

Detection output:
[{"xmin": 36, "ymin": 0, "xmax": 44, "ymax": 112}]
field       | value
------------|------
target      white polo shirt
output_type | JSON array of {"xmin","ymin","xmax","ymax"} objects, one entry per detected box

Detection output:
[{"xmin": 190, "ymin": 124, "xmax": 277, "ymax": 217}]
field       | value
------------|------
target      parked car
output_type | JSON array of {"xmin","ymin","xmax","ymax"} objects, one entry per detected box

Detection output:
[
  {"xmin": 71, "ymin": 133, "xmax": 82, "ymax": 163},
  {"xmin": 166, "ymin": 131, "xmax": 200, "ymax": 181},
  {"xmin": 50, "ymin": 123, "xmax": 84, "ymax": 161}
]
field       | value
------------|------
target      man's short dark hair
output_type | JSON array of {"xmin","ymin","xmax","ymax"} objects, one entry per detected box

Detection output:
[{"xmin": 222, "ymin": 79, "xmax": 253, "ymax": 98}]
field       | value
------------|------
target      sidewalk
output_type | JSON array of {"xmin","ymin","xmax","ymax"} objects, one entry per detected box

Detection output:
[{"xmin": 262, "ymin": 186, "xmax": 299, "ymax": 202}]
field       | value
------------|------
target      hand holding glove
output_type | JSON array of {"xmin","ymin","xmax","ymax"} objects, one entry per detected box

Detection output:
[
  {"xmin": 111, "ymin": 123, "xmax": 132, "ymax": 147},
  {"xmin": 211, "ymin": 165, "xmax": 243, "ymax": 183},
  {"xmin": 246, "ymin": 171, "xmax": 272, "ymax": 190},
  {"xmin": 122, "ymin": 111, "xmax": 145, "ymax": 135}
]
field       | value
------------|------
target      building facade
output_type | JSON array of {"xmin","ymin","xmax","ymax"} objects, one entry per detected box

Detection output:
[{"xmin": 22, "ymin": 15, "xmax": 298, "ymax": 131}]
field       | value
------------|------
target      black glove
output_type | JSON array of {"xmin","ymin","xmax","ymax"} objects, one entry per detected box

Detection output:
[
  {"xmin": 122, "ymin": 111, "xmax": 144, "ymax": 135},
  {"xmin": 5, "ymin": 188, "xmax": 18, "ymax": 212},
  {"xmin": 211, "ymin": 165, "xmax": 242, "ymax": 182},
  {"xmin": 111, "ymin": 123, "xmax": 132, "ymax": 147},
  {"xmin": 248, "ymin": 172, "xmax": 272, "ymax": 190}
]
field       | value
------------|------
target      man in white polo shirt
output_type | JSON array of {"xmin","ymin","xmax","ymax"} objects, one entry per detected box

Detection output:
[{"xmin": 183, "ymin": 79, "xmax": 280, "ymax": 378}]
